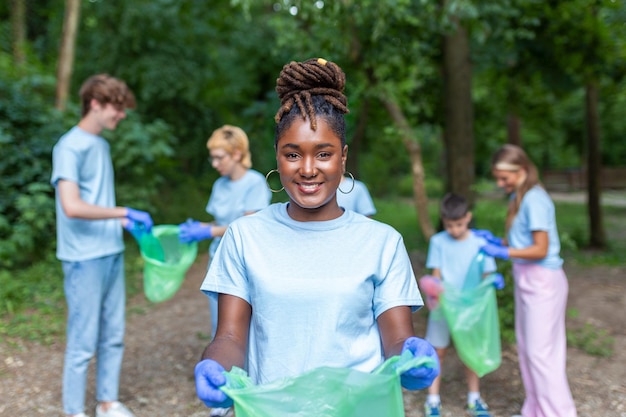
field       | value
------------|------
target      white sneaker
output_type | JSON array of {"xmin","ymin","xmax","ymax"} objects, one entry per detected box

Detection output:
[
  {"xmin": 70, "ymin": 414, "xmax": 90, "ymax": 417},
  {"xmin": 209, "ymin": 407, "xmax": 233, "ymax": 417},
  {"xmin": 95, "ymin": 402, "xmax": 136, "ymax": 417}
]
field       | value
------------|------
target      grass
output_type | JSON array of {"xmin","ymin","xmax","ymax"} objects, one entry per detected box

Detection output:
[
  {"xmin": 0, "ymin": 240, "xmax": 145, "ymax": 346},
  {"xmin": 566, "ymin": 308, "xmax": 615, "ymax": 357},
  {"xmin": 1, "ymin": 190, "xmax": 624, "ymax": 347}
]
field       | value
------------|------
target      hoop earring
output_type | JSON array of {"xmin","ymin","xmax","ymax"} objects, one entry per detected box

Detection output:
[
  {"xmin": 338, "ymin": 172, "xmax": 355, "ymax": 194},
  {"xmin": 265, "ymin": 169, "xmax": 284, "ymax": 193}
]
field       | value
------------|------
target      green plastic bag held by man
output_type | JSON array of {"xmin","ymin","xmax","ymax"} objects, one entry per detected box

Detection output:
[{"xmin": 130, "ymin": 224, "xmax": 197, "ymax": 303}]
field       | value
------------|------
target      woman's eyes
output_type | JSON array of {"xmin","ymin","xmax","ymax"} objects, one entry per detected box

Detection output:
[{"xmin": 284, "ymin": 152, "xmax": 333, "ymax": 160}]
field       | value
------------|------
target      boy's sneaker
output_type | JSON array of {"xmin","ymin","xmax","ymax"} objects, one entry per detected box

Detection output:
[
  {"xmin": 424, "ymin": 401, "xmax": 441, "ymax": 417},
  {"xmin": 209, "ymin": 407, "xmax": 233, "ymax": 417},
  {"xmin": 95, "ymin": 402, "xmax": 136, "ymax": 417},
  {"xmin": 467, "ymin": 398, "xmax": 492, "ymax": 417}
]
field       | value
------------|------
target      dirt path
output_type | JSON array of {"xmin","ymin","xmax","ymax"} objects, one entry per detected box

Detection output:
[{"xmin": 1, "ymin": 254, "xmax": 625, "ymax": 417}]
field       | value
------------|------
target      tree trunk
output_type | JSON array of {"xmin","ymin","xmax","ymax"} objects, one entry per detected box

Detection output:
[
  {"xmin": 585, "ymin": 82, "xmax": 605, "ymax": 248},
  {"xmin": 11, "ymin": 0, "xmax": 27, "ymax": 66},
  {"xmin": 442, "ymin": 17, "xmax": 475, "ymax": 205},
  {"xmin": 55, "ymin": 0, "xmax": 81, "ymax": 111},
  {"xmin": 381, "ymin": 98, "xmax": 435, "ymax": 241},
  {"xmin": 507, "ymin": 113, "xmax": 522, "ymax": 146}
]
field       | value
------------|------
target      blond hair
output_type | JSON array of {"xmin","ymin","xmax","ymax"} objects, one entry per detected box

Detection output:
[
  {"xmin": 206, "ymin": 125, "xmax": 252, "ymax": 168},
  {"xmin": 491, "ymin": 144, "xmax": 543, "ymax": 231}
]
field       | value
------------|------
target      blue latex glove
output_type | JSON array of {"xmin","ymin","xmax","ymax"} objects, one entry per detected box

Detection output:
[
  {"xmin": 123, "ymin": 219, "xmax": 147, "ymax": 241},
  {"xmin": 491, "ymin": 272, "xmax": 505, "ymax": 290},
  {"xmin": 480, "ymin": 243, "xmax": 510, "ymax": 260},
  {"xmin": 194, "ymin": 359, "xmax": 233, "ymax": 409},
  {"xmin": 399, "ymin": 337, "xmax": 440, "ymax": 390},
  {"xmin": 472, "ymin": 229, "xmax": 504, "ymax": 246},
  {"xmin": 179, "ymin": 219, "xmax": 213, "ymax": 243},
  {"xmin": 125, "ymin": 207, "xmax": 153, "ymax": 233}
]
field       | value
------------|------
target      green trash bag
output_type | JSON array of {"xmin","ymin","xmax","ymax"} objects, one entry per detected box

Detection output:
[
  {"xmin": 220, "ymin": 350, "xmax": 437, "ymax": 417},
  {"xmin": 439, "ymin": 253, "xmax": 501, "ymax": 377},
  {"xmin": 135, "ymin": 225, "xmax": 197, "ymax": 303}
]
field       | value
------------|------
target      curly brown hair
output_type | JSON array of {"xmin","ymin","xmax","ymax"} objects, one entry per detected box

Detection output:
[{"xmin": 79, "ymin": 74, "xmax": 136, "ymax": 117}]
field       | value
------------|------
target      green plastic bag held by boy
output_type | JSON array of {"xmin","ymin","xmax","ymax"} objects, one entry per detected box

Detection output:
[{"xmin": 440, "ymin": 253, "xmax": 502, "ymax": 377}]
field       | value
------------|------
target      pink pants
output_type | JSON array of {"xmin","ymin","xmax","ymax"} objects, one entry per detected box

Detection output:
[{"xmin": 513, "ymin": 263, "xmax": 577, "ymax": 417}]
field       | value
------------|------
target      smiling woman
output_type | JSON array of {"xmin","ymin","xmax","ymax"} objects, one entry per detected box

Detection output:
[{"xmin": 193, "ymin": 58, "xmax": 440, "ymax": 415}]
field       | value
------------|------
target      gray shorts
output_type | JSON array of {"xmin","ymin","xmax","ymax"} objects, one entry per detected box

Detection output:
[{"xmin": 425, "ymin": 308, "xmax": 450, "ymax": 349}]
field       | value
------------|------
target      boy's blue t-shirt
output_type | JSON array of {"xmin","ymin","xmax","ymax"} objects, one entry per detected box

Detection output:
[
  {"xmin": 426, "ymin": 231, "xmax": 496, "ymax": 290},
  {"xmin": 200, "ymin": 203, "xmax": 423, "ymax": 384},
  {"xmin": 508, "ymin": 186, "xmax": 563, "ymax": 269},
  {"xmin": 50, "ymin": 126, "xmax": 124, "ymax": 262},
  {"xmin": 205, "ymin": 169, "xmax": 271, "ymax": 258}
]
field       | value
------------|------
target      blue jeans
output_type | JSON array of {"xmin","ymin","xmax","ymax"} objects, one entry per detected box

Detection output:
[{"xmin": 62, "ymin": 253, "xmax": 126, "ymax": 415}]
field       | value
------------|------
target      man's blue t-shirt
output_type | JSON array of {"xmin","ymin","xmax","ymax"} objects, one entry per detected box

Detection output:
[{"xmin": 51, "ymin": 126, "xmax": 123, "ymax": 262}]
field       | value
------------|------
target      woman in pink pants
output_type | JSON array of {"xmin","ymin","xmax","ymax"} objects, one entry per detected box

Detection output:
[{"xmin": 475, "ymin": 144, "xmax": 577, "ymax": 417}]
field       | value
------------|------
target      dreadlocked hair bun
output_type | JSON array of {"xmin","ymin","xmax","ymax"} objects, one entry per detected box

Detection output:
[{"xmin": 274, "ymin": 58, "xmax": 349, "ymax": 131}]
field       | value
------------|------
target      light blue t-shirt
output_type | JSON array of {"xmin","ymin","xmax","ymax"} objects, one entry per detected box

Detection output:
[
  {"xmin": 508, "ymin": 186, "xmax": 563, "ymax": 269},
  {"xmin": 426, "ymin": 231, "xmax": 496, "ymax": 290},
  {"xmin": 200, "ymin": 203, "xmax": 423, "ymax": 384},
  {"xmin": 336, "ymin": 179, "xmax": 376, "ymax": 216},
  {"xmin": 50, "ymin": 126, "xmax": 124, "ymax": 262},
  {"xmin": 205, "ymin": 169, "xmax": 271, "ymax": 258}
]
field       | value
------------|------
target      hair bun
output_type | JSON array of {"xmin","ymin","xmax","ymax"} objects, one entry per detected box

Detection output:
[
  {"xmin": 276, "ymin": 58, "xmax": 346, "ymax": 106},
  {"xmin": 274, "ymin": 58, "xmax": 348, "ymax": 129}
]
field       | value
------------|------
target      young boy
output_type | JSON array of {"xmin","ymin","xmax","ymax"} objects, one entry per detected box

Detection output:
[
  {"xmin": 423, "ymin": 193, "xmax": 501, "ymax": 417},
  {"xmin": 51, "ymin": 74, "xmax": 153, "ymax": 417}
]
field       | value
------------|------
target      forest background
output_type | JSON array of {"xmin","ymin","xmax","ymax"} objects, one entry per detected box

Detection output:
[{"xmin": 1, "ymin": 0, "xmax": 625, "ymax": 353}]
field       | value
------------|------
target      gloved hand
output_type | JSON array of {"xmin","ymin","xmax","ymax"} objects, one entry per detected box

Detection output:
[
  {"xmin": 491, "ymin": 272, "xmax": 505, "ymax": 290},
  {"xmin": 399, "ymin": 337, "xmax": 440, "ymax": 390},
  {"xmin": 418, "ymin": 275, "xmax": 444, "ymax": 310},
  {"xmin": 472, "ymin": 229, "xmax": 504, "ymax": 246},
  {"xmin": 178, "ymin": 219, "xmax": 213, "ymax": 243},
  {"xmin": 125, "ymin": 207, "xmax": 153, "ymax": 233},
  {"xmin": 123, "ymin": 219, "xmax": 146, "ymax": 241},
  {"xmin": 194, "ymin": 359, "xmax": 233, "ymax": 409},
  {"xmin": 480, "ymin": 243, "xmax": 510, "ymax": 260}
]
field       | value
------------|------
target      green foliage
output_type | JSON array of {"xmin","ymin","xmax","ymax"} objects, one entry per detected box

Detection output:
[
  {"xmin": 105, "ymin": 111, "xmax": 178, "ymax": 216},
  {"xmin": 494, "ymin": 261, "xmax": 516, "ymax": 343},
  {"xmin": 75, "ymin": 0, "xmax": 285, "ymax": 176},
  {"xmin": 373, "ymin": 197, "xmax": 440, "ymax": 252},
  {"xmin": 0, "ymin": 73, "xmax": 68, "ymax": 268}
]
